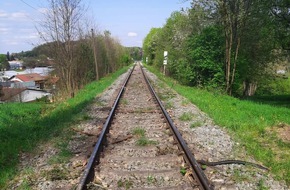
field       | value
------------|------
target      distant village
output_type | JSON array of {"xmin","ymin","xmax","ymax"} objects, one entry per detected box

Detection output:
[{"xmin": 0, "ymin": 59, "xmax": 58, "ymax": 103}]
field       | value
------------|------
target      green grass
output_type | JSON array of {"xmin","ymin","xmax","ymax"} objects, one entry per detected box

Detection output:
[
  {"xmin": 190, "ymin": 121, "xmax": 203, "ymax": 128},
  {"xmin": 246, "ymin": 95, "xmax": 290, "ymax": 108},
  {"xmin": 136, "ymin": 136, "xmax": 158, "ymax": 146},
  {"xmin": 145, "ymin": 64, "xmax": 290, "ymax": 185},
  {"xmin": 132, "ymin": 127, "xmax": 158, "ymax": 146},
  {"xmin": 133, "ymin": 127, "xmax": 146, "ymax": 137},
  {"xmin": 0, "ymin": 65, "xmax": 131, "ymax": 188},
  {"xmin": 179, "ymin": 112, "xmax": 194, "ymax": 121}
]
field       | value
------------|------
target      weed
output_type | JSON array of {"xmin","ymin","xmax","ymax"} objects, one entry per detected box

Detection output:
[
  {"xmin": 165, "ymin": 101, "xmax": 174, "ymax": 109},
  {"xmin": 117, "ymin": 179, "xmax": 133, "ymax": 189},
  {"xmin": 120, "ymin": 99, "xmax": 128, "ymax": 105},
  {"xmin": 190, "ymin": 121, "xmax": 203, "ymax": 128},
  {"xmin": 147, "ymin": 175, "xmax": 156, "ymax": 184},
  {"xmin": 117, "ymin": 180, "xmax": 123, "ymax": 187},
  {"xmin": 133, "ymin": 127, "xmax": 145, "ymax": 137},
  {"xmin": 44, "ymin": 167, "xmax": 69, "ymax": 180},
  {"xmin": 179, "ymin": 112, "xmax": 194, "ymax": 121},
  {"xmin": 136, "ymin": 136, "xmax": 158, "ymax": 146},
  {"xmin": 257, "ymin": 179, "xmax": 269, "ymax": 190},
  {"xmin": 232, "ymin": 169, "xmax": 249, "ymax": 182},
  {"xmin": 180, "ymin": 167, "xmax": 187, "ymax": 176},
  {"xmin": 181, "ymin": 99, "xmax": 190, "ymax": 106},
  {"xmin": 17, "ymin": 179, "xmax": 32, "ymax": 190}
]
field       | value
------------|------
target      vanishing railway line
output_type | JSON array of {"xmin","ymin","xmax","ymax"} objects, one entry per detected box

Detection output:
[{"xmin": 77, "ymin": 64, "xmax": 213, "ymax": 190}]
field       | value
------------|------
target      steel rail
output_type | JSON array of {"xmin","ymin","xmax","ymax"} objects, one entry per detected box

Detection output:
[
  {"xmin": 140, "ymin": 65, "xmax": 214, "ymax": 190},
  {"xmin": 76, "ymin": 64, "xmax": 135, "ymax": 190}
]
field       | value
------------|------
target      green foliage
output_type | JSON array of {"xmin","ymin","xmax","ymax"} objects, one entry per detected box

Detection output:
[
  {"xmin": 126, "ymin": 47, "xmax": 142, "ymax": 61},
  {"xmin": 143, "ymin": 0, "xmax": 289, "ymax": 96},
  {"xmin": 0, "ymin": 54, "xmax": 10, "ymax": 70},
  {"xmin": 256, "ymin": 76, "xmax": 290, "ymax": 96},
  {"xmin": 142, "ymin": 28, "xmax": 162, "ymax": 65},
  {"xmin": 180, "ymin": 167, "xmax": 187, "ymax": 176},
  {"xmin": 185, "ymin": 25, "xmax": 224, "ymax": 88}
]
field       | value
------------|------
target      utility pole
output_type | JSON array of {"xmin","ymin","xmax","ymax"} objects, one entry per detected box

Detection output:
[{"xmin": 91, "ymin": 29, "xmax": 99, "ymax": 80}]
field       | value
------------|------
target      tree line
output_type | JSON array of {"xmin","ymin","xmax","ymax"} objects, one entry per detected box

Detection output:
[{"xmin": 143, "ymin": 0, "xmax": 290, "ymax": 97}]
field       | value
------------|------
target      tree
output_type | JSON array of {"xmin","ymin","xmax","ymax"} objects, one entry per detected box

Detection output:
[
  {"xmin": 269, "ymin": 0, "xmax": 290, "ymax": 50},
  {"xmin": 0, "ymin": 85, "xmax": 4, "ymax": 99},
  {"xmin": 0, "ymin": 54, "xmax": 9, "ymax": 71},
  {"xmin": 186, "ymin": 25, "xmax": 224, "ymax": 87},
  {"xmin": 38, "ymin": 0, "xmax": 89, "ymax": 97},
  {"xmin": 6, "ymin": 52, "xmax": 10, "ymax": 61},
  {"xmin": 142, "ymin": 28, "xmax": 162, "ymax": 65}
]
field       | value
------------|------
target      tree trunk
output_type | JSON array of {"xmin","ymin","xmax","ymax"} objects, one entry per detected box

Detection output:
[{"xmin": 243, "ymin": 80, "xmax": 257, "ymax": 96}]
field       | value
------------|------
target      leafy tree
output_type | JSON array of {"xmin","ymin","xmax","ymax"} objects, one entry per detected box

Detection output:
[
  {"xmin": 143, "ymin": 28, "xmax": 162, "ymax": 65},
  {"xmin": 186, "ymin": 25, "xmax": 224, "ymax": 88},
  {"xmin": 0, "ymin": 54, "xmax": 9, "ymax": 71},
  {"xmin": 269, "ymin": 0, "xmax": 290, "ymax": 51}
]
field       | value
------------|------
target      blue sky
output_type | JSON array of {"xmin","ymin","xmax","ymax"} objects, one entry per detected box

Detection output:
[{"xmin": 0, "ymin": 0, "xmax": 191, "ymax": 54}]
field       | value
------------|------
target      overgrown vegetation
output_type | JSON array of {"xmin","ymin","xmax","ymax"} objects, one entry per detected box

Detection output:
[
  {"xmin": 0, "ymin": 65, "xmax": 130, "ymax": 188},
  {"xmin": 145, "ymin": 65, "xmax": 290, "ymax": 185},
  {"xmin": 143, "ymin": 0, "xmax": 290, "ymax": 97}
]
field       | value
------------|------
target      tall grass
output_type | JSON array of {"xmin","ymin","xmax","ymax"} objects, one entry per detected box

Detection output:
[
  {"xmin": 0, "ymin": 65, "xmax": 130, "ymax": 187},
  {"xmin": 145, "ymin": 65, "xmax": 290, "ymax": 185}
]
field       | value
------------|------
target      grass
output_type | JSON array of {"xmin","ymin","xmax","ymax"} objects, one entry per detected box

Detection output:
[
  {"xmin": 136, "ymin": 136, "xmax": 158, "ymax": 146},
  {"xmin": 246, "ymin": 95, "xmax": 290, "ymax": 108},
  {"xmin": 133, "ymin": 127, "xmax": 158, "ymax": 146},
  {"xmin": 0, "ymin": 65, "xmax": 131, "ymax": 188},
  {"xmin": 117, "ymin": 179, "xmax": 133, "ymax": 189},
  {"xmin": 179, "ymin": 112, "xmax": 194, "ymax": 121},
  {"xmin": 190, "ymin": 121, "xmax": 203, "ymax": 128},
  {"xmin": 145, "ymin": 64, "xmax": 290, "ymax": 186},
  {"xmin": 133, "ymin": 127, "xmax": 146, "ymax": 137}
]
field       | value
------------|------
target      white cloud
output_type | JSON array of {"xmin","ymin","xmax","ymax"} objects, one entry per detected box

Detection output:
[
  {"xmin": 0, "ymin": 27, "xmax": 9, "ymax": 34},
  {"xmin": 128, "ymin": 32, "xmax": 137, "ymax": 37},
  {"xmin": 0, "ymin": 10, "xmax": 8, "ymax": 18},
  {"xmin": 11, "ymin": 11, "xmax": 29, "ymax": 20}
]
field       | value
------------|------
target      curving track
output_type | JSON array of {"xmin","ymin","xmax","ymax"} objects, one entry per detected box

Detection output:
[{"xmin": 77, "ymin": 64, "xmax": 213, "ymax": 190}]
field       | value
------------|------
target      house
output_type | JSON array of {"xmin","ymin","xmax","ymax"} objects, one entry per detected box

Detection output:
[
  {"xmin": 8, "ymin": 60, "xmax": 23, "ymax": 70},
  {"xmin": 9, "ymin": 73, "xmax": 47, "ymax": 89},
  {"xmin": 0, "ymin": 87, "xmax": 51, "ymax": 103}
]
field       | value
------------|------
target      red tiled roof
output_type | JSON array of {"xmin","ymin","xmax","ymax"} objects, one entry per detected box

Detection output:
[{"xmin": 11, "ymin": 73, "xmax": 46, "ymax": 82}]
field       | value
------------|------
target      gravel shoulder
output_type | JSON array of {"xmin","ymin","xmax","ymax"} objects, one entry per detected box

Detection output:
[{"xmin": 6, "ymin": 66, "xmax": 289, "ymax": 190}]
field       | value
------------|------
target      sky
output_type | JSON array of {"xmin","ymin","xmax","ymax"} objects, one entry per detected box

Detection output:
[{"xmin": 0, "ymin": 0, "xmax": 191, "ymax": 54}]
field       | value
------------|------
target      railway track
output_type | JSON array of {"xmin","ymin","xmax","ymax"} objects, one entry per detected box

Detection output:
[{"xmin": 77, "ymin": 64, "xmax": 213, "ymax": 190}]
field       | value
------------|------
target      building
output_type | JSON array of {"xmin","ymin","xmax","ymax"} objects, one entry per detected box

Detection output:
[
  {"xmin": 0, "ymin": 87, "xmax": 51, "ymax": 103},
  {"xmin": 8, "ymin": 60, "xmax": 23, "ymax": 70},
  {"xmin": 9, "ymin": 73, "xmax": 47, "ymax": 89}
]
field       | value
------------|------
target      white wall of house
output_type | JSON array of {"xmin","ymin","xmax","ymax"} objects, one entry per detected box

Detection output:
[{"xmin": 13, "ymin": 90, "xmax": 51, "ymax": 102}]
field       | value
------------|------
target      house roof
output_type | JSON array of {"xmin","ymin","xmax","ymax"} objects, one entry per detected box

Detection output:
[
  {"xmin": 0, "ymin": 87, "xmax": 26, "ymax": 101},
  {"xmin": 9, "ymin": 73, "xmax": 46, "ymax": 82}
]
